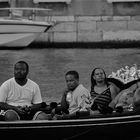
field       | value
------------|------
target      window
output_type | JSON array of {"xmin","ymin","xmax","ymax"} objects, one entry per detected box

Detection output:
[
  {"xmin": 107, "ymin": 0, "xmax": 140, "ymax": 3},
  {"xmin": 33, "ymin": 0, "xmax": 72, "ymax": 4}
]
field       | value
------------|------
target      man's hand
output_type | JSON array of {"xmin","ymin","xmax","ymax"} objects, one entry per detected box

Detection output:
[
  {"xmin": 22, "ymin": 106, "xmax": 31, "ymax": 114},
  {"xmin": 15, "ymin": 106, "xmax": 31, "ymax": 115},
  {"xmin": 15, "ymin": 106, "xmax": 26, "ymax": 115}
]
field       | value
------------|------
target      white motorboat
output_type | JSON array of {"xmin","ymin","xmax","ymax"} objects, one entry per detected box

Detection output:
[{"xmin": 0, "ymin": 7, "xmax": 54, "ymax": 47}]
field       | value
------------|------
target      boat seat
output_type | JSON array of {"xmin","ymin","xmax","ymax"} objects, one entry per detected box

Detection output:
[
  {"xmin": 107, "ymin": 77, "xmax": 124, "ymax": 90},
  {"xmin": 122, "ymin": 79, "xmax": 140, "ymax": 90},
  {"xmin": 107, "ymin": 77, "xmax": 140, "ymax": 91}
]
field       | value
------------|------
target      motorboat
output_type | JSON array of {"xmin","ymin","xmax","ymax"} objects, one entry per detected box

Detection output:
[{"xmin": 0, "ymin": 7, "xmax": 54, "ymax": 47}]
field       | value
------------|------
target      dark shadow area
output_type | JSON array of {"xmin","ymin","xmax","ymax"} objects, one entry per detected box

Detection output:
[{"xmin": 28, "ymin": 41, "xmax": 140, "ymax": 49}]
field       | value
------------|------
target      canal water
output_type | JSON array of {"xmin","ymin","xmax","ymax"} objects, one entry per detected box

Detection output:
[{"xmin": 0, "ymin": 48, "xmax": 140, "ymax": 104}]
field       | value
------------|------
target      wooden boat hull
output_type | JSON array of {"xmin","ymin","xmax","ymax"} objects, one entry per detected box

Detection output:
[{"xmin": 0, "ymin": 113, "xmax": 140, "ymax": 139}]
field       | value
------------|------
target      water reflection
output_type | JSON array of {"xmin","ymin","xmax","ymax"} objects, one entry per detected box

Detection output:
[{"xmin": 0, "ymin": 48, "xmax": 140, "ymax": 103}]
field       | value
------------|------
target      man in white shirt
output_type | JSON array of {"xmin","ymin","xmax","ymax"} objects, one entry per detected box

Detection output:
[{"xmin": 0, "ymin": 61, "xmax": 46, "ymax": 121}]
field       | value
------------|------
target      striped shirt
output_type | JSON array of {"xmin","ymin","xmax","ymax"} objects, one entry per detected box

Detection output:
[{"xmin": 90, "ymin": 87, "xmax": 112, "ymax": 110}]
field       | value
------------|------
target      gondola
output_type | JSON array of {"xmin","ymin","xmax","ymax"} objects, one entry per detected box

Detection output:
[
  {"xmin": 0, "ymin": 109, "xmax": 140, "ymax": 140},
  {"xmin": 1, "ymin": 66, "xmax": 140, "ymax": 140}
]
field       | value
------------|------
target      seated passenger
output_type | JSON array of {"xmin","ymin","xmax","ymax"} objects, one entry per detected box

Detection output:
[
  {"xmin": 53, "ymin": 70, "xmax": 91, "ymax": 119},
  {"xmin": 109, "ymin": 80, "xmax": 140, "ymax": 112},
  {"xmin": 90, "ymin": 68, "xmax": 119, "ymax": 114},
  {"xmin": 0, "ymin": 61, "xmax": 48, "ymax": 121}
]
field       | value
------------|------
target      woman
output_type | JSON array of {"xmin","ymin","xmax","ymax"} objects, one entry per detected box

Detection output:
[{"xmin": 90, "ymin": 68, "xmax": 119, "ymax": 114}]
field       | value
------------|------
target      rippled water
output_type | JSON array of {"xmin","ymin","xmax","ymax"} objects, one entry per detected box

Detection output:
[{"xmin": 0, "ymin": 48, "xmax": 140, "ymax": 104}]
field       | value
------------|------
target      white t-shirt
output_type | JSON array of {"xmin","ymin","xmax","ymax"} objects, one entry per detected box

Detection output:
[
  {"xmin": 0, "ymin": 78, "xmax": 42, "ymax": 107},
  {"xmin": 66, "ymin": 84, "xmax": 91, "ymax": 114}
]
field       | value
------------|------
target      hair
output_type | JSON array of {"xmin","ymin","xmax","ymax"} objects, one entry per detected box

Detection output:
[
  {"xmin": 15, "ymin": 61, "xmax": 29, "ymax": 72},
  {"xmin": 65, "ymin": 70, "xmax": 79, "ymax": 80},
  {"xmin": 90, "ymin": 67, "xmax": 108, "ymax": 89}
]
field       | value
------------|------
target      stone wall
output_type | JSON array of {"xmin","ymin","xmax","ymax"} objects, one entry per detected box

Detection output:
[{"xmin": 35, "ymin": 15, "xmax": 140, "ymax": 43}]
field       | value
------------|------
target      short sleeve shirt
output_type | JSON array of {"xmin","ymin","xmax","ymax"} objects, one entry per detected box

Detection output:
[
  {"xmin": 67, "ymin": 84, "xmax": 91, "ymax": 114},
  {"xmin": 0, "ymin": 78, "xmax": 42, "ymax": 107}
]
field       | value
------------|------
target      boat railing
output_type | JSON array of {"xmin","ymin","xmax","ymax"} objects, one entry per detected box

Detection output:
[{"xmin": 0, "ymin": 7, "xmax": 53, "ymax": 22}]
